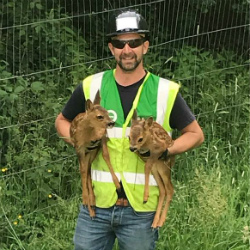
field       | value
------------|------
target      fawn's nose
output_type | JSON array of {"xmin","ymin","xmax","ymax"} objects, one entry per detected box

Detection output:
[
  {"xmin": 91, "ymin": 139, "xmax": 100, "ymax": 145},
  {"xmin": 129, "ymin": 147, "xmax": 137, "ymax": 152},
  {"xmin": 108, "ymin": 121, "xmax": 115, "ymax": 128}
]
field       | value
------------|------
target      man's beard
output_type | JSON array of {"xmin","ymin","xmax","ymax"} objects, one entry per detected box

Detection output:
[{"xmin": 117, "ymin": 52, "xmax": 142, "ymax": 72}]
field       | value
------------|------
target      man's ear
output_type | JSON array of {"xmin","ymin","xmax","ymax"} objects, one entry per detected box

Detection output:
[
  {"xmin": 143, "ymin": 40, "xmax": 149, "ymax": 55},
  {"xmin": 108, "ymin": 42, "xmax": 115, "ymax": 55}
]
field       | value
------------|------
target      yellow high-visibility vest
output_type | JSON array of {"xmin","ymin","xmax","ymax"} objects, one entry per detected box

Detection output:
[{"xmin": 82, "ymin": 69, "xmax": 179, "ymax": 211}]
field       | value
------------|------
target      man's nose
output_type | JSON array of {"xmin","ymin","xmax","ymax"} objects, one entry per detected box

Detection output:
[{"xmin": 123, "ymin": 43, "xmax": 133, "ymax": 52}]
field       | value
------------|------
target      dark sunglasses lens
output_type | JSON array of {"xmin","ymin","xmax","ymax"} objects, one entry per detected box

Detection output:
[
  {"xmin": 129, "ymin": 39, "xmax": 144, "ymax": 48},
  {"xmin": 111, "ymin": 39, "xmax": 144, "ymax": 49},
  {"xmin": 111, "ymin": 40, "xmax": 125, "ymax": 49}
]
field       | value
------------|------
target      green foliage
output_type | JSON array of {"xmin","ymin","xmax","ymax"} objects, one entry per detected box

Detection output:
[
  {"xmin": 0, "ymin": 0, "xmax": 249, "ymax": 249},
  {"xmin": 157, "ymin": 163, "xmax": 250, "ymax": 250},
  {"xmin": 145, "ymin": 46, "xmax": 249, "ymax": 148}
]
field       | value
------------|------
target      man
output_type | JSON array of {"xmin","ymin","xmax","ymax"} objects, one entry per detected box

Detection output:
[{"xmin": 55, "ymin": 9, "xmax": 204, "ymax": 250}]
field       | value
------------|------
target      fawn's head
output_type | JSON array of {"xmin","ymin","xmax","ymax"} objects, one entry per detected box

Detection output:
[
  {"xmin": 86, "ymin": 90, "xmax": 115, "ymax": 129},
  {"xmin": 129, "ymin": 110, "xmax": 153, "ymax": 153}
]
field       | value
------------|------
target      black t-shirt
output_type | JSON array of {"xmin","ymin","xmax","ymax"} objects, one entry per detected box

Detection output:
[{"xmin": 62, "ymin": 77, "xmax": 195, "ymax": 131}]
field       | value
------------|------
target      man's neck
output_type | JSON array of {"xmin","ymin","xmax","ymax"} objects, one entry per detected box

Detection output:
[{"xmin": 115, "ymin": 66, "xmax": 146, "ymax": 86}]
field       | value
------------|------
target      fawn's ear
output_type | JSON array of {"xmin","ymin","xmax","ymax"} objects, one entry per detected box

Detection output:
[
  {"xmin": 145, "ymin": 117, "xmax": 153, "ymax": 128},
  {"xmin": 132, "ymin": 110, "xmax": 138, "ymax": 120},
  {"xmin": 93, "ymin": 90, "xmax": 101, "ymax": 105},
  {"xmin": 86, "ymin": 99, "xmax": 94, "ymax": 111},
  {"xmin": 131, "ymin": 110, "xmax": 138, "ymax": 125}
]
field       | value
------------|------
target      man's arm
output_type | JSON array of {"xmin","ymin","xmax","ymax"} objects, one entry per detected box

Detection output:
[
  {"xmin": 168, "ymin": 120, "xmax": 204, "ymax": 156},
  {"xmin": 55, "ymin": 112, "xmax": 73, "ymax": 145},
  {"xmin": 55, "ymin": 83, "xmax": 86, "ymax": 146}
]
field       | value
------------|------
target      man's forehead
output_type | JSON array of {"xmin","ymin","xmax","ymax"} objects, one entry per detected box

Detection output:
[{"xmin": 112, "ymin": 33, "xmax": 144, "ymax": 40}]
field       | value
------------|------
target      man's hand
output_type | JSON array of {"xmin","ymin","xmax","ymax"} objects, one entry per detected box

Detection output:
[{"xmin": 158, "ymin": 148, "xmax": 169, "ymax": 161}]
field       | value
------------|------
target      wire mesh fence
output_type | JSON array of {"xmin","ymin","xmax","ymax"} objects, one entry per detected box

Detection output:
[{"xmin": 0, "ymin": 0, "xmax": 249, "ymax": 249}]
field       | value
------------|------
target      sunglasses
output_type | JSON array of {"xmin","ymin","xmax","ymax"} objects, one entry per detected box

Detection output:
[{"xmin": 110, "ymin": 38, "xmax": 145, "ymax": 49}]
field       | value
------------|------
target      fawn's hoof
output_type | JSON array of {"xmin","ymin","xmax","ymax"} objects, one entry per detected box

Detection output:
[
  {"xmin": 89, "ymin": 209, "xmax": 96, "ymax": 218},
  {"xmin": 143, "ymin": 200, "xmax": 148, "ymax": 204},
  {"xmin": 90, "ymin": 205, "xmax": 96, "ymax": 210},
  {"xmin": 151, "ymin": 225, "xmax": 159, "ymax": 229}
]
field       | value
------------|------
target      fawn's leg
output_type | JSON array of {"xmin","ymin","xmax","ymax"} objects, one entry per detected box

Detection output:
[
  {"xmin": 143, "ymin": 158, "xmax": 154, "ymax": 203},
  {"xmin": 81, "ymin": 152, "xmax": 96, "ymax": 217},
  {"xmin": 102, "ymin": 137, "xmax": 121, "ymax": 192},
  {"xmin": 157, "ymin": 160, "xmax": 174, "ymax": 227},
  {"xmin": 78, "ymin": 151, "xmax": 89, "ymax": 207},
  {"xmin": 151, "ymin": 165, "xmax": 166, "ymax": 228},
  {"xmin": 87, "ymin": 151, "xmax": 98, "ymax": 217},
  {"xmin": 87, "ymin": 168, "xmax": 96, "ymax": 217}
]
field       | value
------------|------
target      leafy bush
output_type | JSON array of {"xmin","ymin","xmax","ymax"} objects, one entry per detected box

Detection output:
[{"xmin": 0, "ymin": 0, "xmax": 249, "ymax": 249}]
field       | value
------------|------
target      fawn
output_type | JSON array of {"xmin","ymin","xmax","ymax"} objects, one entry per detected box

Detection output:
[
  {"xmin": 129, "ymin": 110, "xmax": 175, "ymax": 228},
  {"xmin": 70, "ymin": 91, "xmax": 121, "ymax": 217}
]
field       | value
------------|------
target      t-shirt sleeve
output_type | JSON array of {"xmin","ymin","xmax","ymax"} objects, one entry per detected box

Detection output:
[
  {"xmin": 62, "ymin": 83, "xmax": 86, "ymax": 121},
  {"xmin": 169, "ymin": 93, "xmax": 196, "ymax": 131}
]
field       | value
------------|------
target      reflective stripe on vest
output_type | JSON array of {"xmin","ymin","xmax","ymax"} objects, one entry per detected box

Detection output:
[
  {"xmin": 83, "ymin": 72, "xmax": 104, "ymax": 101},
  {"xmin": 91, "ymin": 169, "xmax": 158, "ymax": 186},
  {"xmin": 107, "ymin": 127, "xmax": 130, "ymax": 138},
  {"xmin": 156, "ymin": 78, "xmax": 170, "ymax": 125},
  {"xmin": 156, "ymin": 78, "xmax": 180, "ymax": 135}
]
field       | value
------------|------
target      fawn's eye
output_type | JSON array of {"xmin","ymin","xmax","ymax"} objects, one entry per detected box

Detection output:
[
  {"xmin": 97, "ymin": 115, "xmax": 104, "ymax": 120},
  {"xmin": 138, "ymin": 138, "xmax": 143, "ymax": 143}
]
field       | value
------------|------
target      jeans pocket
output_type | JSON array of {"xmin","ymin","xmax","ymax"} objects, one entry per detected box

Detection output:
[{"xmin": 132, "ymin": 210, "xmax": 155, "ymax": 218}]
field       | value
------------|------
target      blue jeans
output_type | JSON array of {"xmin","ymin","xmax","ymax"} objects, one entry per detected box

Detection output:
[{"xmin": 73, "ymin": 205, "xmax": 159, "ymax": 250}]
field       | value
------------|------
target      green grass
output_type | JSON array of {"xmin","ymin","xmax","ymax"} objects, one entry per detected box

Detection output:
[
  {"xmin": 1, "ymin": 141, "xmax": 249, "ymax": 250},
  {"xmin": 157, "ymin": 163, "xmax": 250, "ymax": 250}
]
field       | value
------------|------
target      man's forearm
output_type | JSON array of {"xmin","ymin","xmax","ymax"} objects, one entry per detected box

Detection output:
[
  {"xmin": 168, "ymin": 131, "xmax": 204, "ymax": 156},
  {"xmin": 168, "ymin": 120, "xmax": 204, "ymax": 156},
  {"xmin": 55, "ymin": 113, "xmax": 73, "ymax": 145}
]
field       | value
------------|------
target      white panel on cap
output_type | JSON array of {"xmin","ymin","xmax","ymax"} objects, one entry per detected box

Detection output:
[{"xmin": 116, "ymin": 17, "xmax": 138, "ymax": 31}]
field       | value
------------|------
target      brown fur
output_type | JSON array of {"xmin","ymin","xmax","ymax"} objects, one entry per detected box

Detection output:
[
  {"xmin": 129, "ymin": 110, "xmax": 175, "ymax": 228},
  {"xmin": 70, "ymin": 91, "xmax": 121, "ymax": 217}
]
